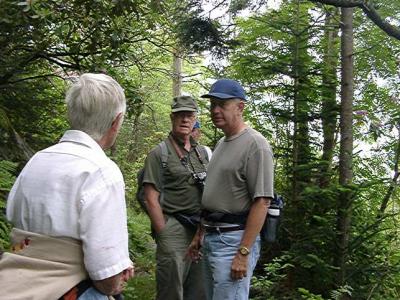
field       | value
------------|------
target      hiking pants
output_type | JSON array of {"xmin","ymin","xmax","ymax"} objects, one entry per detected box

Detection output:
[{"xmin": 155, "ymin": 215, "xmax": 205, "ymax": 300}]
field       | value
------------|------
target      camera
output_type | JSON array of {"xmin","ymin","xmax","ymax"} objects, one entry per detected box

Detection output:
[{"xmin": 192, "ymin": 171, "xmax": 206, "ymax": 190}]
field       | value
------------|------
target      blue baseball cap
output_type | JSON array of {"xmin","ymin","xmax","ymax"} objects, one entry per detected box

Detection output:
[{"xmin": 201, "ymin": 79, "xmax": 246, "ymax": 101}]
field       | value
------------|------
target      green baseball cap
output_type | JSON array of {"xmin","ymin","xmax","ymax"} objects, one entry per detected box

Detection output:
[{"xmin": 171, "ymin": 96, "xmax": 198, "ymax": 112}]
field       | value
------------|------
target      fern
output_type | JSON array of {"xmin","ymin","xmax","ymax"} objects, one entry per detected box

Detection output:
[{"xmin": 0, "ymin": 160, "xmax": 17, "ymax": 251}]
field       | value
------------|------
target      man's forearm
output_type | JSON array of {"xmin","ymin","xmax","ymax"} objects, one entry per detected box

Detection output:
[
  {"xmin": 230, "ymin": 197, "xmax": 271, "ymax": 280},
  {"xmin": 240, "ymin": 197, "xmax": 271, "ymax": 249},
  {"xmin": 146, "ymin": 199, "xmax": 166, "ymax": 233},
  {"xmin": 144, "ymin": 184, "xmax": 165, "ymax": 233}
]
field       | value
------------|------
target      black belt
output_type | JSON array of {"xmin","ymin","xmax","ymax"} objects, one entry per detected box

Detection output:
[{"xmin": 203, "ymin": 225, "xmax": 245, "ymax": 233}]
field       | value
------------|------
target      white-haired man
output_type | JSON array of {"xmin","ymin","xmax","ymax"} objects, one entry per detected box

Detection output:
[{"xmin": 1, "ymin": 73, "xmax": 134, "ymax": 299}]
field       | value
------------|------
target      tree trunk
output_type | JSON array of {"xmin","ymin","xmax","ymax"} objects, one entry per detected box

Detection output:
[
  {"xmin": 291, "ymin": 0, "xmax": 311, "ymax": 205},
  {"xmin": 172, "ymin": 50, "xmax": 183, "ymax": 97},
  {"xmin": 335, "ymin": 7, "xmax": 354, "ymax": 294},
  {"xmin": 319, "ymin": 8, "xmax": 340, "ymax": 188}
]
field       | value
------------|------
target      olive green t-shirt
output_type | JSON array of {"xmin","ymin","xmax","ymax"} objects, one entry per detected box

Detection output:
[
  {"xmin": 143, "ymin": 135, "xmax": 208, "ymax": 215},
  {"xmin": 202, "ymin": 127, "xmax": 274, "ymax": 214}
]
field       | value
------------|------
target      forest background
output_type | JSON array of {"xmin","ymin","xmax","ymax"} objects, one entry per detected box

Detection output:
[{"xmin": 1, "ymin": 0, "xmax": 400, "ymax": 299}]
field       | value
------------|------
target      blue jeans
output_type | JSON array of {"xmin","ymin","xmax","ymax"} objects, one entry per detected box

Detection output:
[
  {"xmin": 202, "ymin": 230, "xmax": 261, "ymax": 300},
  {"xmin": 78, "ymin": 287, "xmax": 108, "ymax": 300}
]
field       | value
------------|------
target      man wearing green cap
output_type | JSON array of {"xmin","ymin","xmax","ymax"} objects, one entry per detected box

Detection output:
[{"xmin": 142, "ymin": 95, "xmax": 208, "ymax": 300}]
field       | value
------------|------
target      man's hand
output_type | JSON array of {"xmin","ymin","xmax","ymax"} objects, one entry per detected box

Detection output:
[
  {"xmin": 186, "ymin": 227, "xmax": 204, "ymax": 263},
  {"xmin": 93, "ymin": 265, "xmax": 135, "ymax": 295},
  {"xmin": 230, "ymin": 252, "xmax": 248, "ymax": 280},
  {"xmin": 144, "ymin": 183, "xmax": 166, "ymax": 233},
  {"xmin": 122, "ymin": 265, "xmax": 135, "ymax": 282}
]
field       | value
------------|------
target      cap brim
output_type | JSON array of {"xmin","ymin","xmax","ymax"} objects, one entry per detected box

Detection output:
[
  {"xmin": 171, "ymin": 107, "xmax": 198, "ymax": 112},
  {"xmin": 200, "ymin": 92, "xmax": 245, "ymax": 100}
]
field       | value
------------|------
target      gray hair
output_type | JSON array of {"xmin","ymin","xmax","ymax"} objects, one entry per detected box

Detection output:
[{"xmin": 65, "ymin": 73, "xmax": 126, "ymax": 141}]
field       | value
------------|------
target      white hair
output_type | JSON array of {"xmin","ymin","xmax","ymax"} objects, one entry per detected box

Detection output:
[{"xmin": 65, "ymin": 73, "xmax": 126, "ymax": 141}]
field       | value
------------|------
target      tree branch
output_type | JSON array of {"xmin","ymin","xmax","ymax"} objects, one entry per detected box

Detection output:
[
  {"xmin": 310, "ymin": 0, "xmax": 363, "ymax": 7},
  {"xmin": 7, "ymin": 74, "xmax": 65, "ymax": 85},
  {"xmin": 377, "ymin": 124, "xmax": 400, "ymax": 218},
  {"xmin": 309, "ymin": 0, "xmax": 400, "ymax": 40},
  {"xmin": 361, "ymin": 3, "xmax": 400, "ymax": 40}
]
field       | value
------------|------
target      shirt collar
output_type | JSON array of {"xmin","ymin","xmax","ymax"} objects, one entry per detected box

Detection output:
[
  {"xmin": 224, "ymin": 127, "xmax": 249, "ymax": 142},
  {"xmin": 59, "ymin": 130, "xmax": 105, "ymax": 154},
  {"xmin": 169, "ymin": 132, "xmax": 198, "ymax": 148}
]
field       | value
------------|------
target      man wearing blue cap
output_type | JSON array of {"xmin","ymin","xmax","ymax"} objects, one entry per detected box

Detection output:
[
  {"xmin": 188, "ymin": 79, "xmax": 274, "ymax": 300},
  {"xmin": 191, "ymin": 120, "xmax": 212, "ymax": 159},
  {"xmin": 191, "ymin": 120, "xmax": 202, "ymax": 141}
]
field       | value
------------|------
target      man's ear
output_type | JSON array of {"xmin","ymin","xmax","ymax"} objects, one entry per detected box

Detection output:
[
  {"xmin": 238, "ymin": 101, "xmax": 245, "ymax": 112},
  {"xmin": 111, "ymin": 112, "xmax": 124, "ymax": 132}
]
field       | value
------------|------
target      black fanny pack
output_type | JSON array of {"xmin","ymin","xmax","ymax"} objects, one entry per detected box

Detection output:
[
  {"xmin": 174, "ymin": 213, "xmax": 201, "ymax": 230},
  {"xmin": 202, "ymin": 210, "xmax": 249, "ymax": 225}
]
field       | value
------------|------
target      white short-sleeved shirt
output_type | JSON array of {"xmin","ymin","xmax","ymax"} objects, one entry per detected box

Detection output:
[{"xmin": 6, "ymin": 130, "xmax": 131, "ymax": 280}]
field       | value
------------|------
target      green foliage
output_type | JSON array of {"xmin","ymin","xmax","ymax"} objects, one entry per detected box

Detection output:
[
  {"xmin": 126, "ymin": 210, "xmax": 155, "ymax": 273},
  {"xmin": 251, "ymin": 253, "xmax": 294, "ymax": 299},
  {"xmin": 120, "ymin": 209, "xmax": 156, "ymax": 299},
  {"xmin": 297, "ymin": 288, "xmax": 324, "ymax": 300},
  {"xmin": 0, "ymin": 160, "xmax": 17, "ymax": 251},
  {"xmin": 177, "ymin": 15, "xmax": 230, "ymax": 55},
  {"xmin": 0, "ymin": 0, "xmax": 191, "ymax": 160},
  {"xmin": 0, "ymin": 160, "xmax": 17, "ymax": 192},
  {"xmin": 329, "ymin": 285, "xmax": 353, "ymax": 300},
  {"xmin": 216, "ymin": 0, "xmax": 400, "ymax": 298},
  {"xmin": 124, "ymin": 273, "xmax": 156, "ymax": 300},
  {"xmin": 0, "ymin": 0, "xmax": 165, "ymax": 82},
  {"xmin": 0, "ymin": 76, "xmax": 68, "ymax": 160}
]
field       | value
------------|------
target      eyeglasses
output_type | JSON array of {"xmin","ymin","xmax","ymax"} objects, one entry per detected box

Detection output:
[
  {"xmin": 174, "ymin": 112, "xmax": 196, "ymax": 119},
  {"xmin": 210, "ymin": 99, "xmax": 243, "ymax": 110},
  {"xmin": 210, "ymin": 101, "xmax": 227, "ymax": 110}
]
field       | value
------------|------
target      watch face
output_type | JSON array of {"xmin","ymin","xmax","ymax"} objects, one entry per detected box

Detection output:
[{"xmin": 239, "ymin": 247, "xmax": 250, "ymax": 255}]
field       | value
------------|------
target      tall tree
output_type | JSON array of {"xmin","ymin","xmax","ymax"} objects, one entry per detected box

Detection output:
[
  {"xmin": 335, "ymin": 6, "xmax": 354, "ymax": 291},
  {"xmin": 319, "ymin": 7, "xmax": 340, "ymax": 188},
  {"xmin": 290, "ymin": 0, "xmax": 313, "ymax": 207}
]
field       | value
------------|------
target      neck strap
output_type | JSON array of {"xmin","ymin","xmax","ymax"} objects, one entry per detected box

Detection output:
[{"xmin": 168, "ymin": 135, "xmax": 206, "ymax": 168}]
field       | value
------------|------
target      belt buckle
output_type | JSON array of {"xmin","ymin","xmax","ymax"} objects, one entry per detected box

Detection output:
[
  {"xmin": 203, "ymin": 224, "xmax": 220, "ymax": 233},
  {"xmin": 203, "ymin": 224, "xmax": 241, "ymax": 233}
]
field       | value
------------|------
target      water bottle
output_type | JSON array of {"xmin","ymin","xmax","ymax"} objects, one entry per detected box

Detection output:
[{"xmin": 261, "ymin": 194, "xmax": 283, "ymax": 243}]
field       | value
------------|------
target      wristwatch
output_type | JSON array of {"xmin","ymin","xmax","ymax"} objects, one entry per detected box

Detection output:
[{"xmin": 238, "ymin": 246, "xmax": 250, "ymax": 256}]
